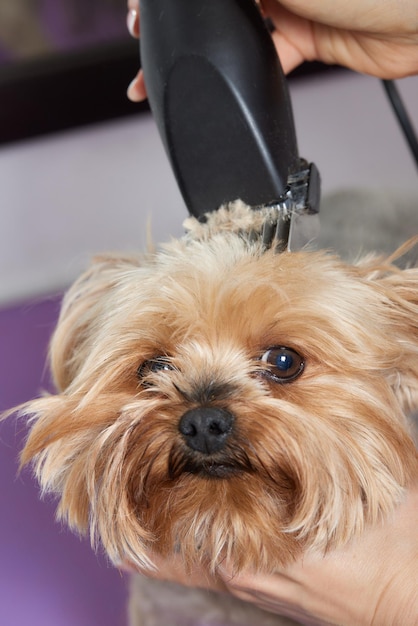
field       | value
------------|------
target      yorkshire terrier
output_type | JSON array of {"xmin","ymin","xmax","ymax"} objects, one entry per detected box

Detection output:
[{"xmin": 14, "ymin": 202, "xmax": 418, "ymax": 625}]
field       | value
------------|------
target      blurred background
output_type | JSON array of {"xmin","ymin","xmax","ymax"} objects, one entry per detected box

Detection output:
[{"xmin": 0, "ymin": 2, "xmax": 417, "ymax": 626}]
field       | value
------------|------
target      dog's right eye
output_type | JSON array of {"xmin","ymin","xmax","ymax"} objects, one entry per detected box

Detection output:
[{"xmin": 137, "ymin": 356, "xmax": 174, "ymax": 381}]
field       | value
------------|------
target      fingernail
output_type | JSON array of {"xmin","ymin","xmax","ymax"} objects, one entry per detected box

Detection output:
[
  {"xmin": 127, "ymin": 77, "xmax": 142, "ymax": 102},
  {"xmin": 127, "ymin": 9, "xmax": 138, "ymax": 38}
]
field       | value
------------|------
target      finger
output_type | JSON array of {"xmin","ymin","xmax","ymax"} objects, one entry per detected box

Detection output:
[
  {"xmin": 262, "ymin": 0, "xmax": 318, "ymax": 72},
  {"xmin": 121, "ymin": 553, "xmax": 225, "ymax": 592},
  {"xmin": 127, "ymin": 69, "xmax": 147, "ymax": 102},
  {"xmin": 218, "ymin": 566, "xmax": 313, "ymax": 623},
  {"xmin": 127, "ymin": 0, "xmax": 139, "ymax": 12},
  {"xmin": 270, "ymin": 31, "xmax": 307, "ymax": 74},
  {"xmin": 127, "ymin": 7, "xmax": 140, "ymax": 38}
]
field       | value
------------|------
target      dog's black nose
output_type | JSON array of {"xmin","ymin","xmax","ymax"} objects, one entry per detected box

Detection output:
[{"xmin": 179, "ymin": 407, "xmax": 234, "ymax": 455}]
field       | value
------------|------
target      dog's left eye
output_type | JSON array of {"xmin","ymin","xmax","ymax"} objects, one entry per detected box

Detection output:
[
  {"xmin": 137, "ymin": 356, "xmax": 174, "ymax": 381},
  {"xmin": 259, "ymin": 347, "xmax": 304, "ymax": 382}
]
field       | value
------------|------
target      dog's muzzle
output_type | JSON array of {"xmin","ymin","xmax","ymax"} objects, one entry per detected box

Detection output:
[{"xmin": 169, "ymin": 407, "xmax": 253, "ymax": 479}]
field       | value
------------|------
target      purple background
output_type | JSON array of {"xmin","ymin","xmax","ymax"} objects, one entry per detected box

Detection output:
[
  {"xmin": 39, "ymin": 0, "xmax": 128, "ymax": 53},
  {"xmin": 0, "ymin": 0, "xmax": 128, "ymax": 64},
  {"xmin": 1, "ymin": 2, "xmax": 130, "ymax": 619},
  {"xmin": 0, "ymin": 295, "xmax": 129, "ymax": 626}
]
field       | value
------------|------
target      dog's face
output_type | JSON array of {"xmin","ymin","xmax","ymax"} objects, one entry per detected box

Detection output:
[{"xmin": 21, "ymin": 233, "xmax": 418, "ymax": 573}]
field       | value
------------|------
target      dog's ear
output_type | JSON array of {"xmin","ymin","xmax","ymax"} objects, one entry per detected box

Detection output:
[
  {"xmin": 357, "ymin": 241, "xmax": 418, "ymax": 414},
  {"xmin": 50, "ymin": 255, "xmax": 142, "ymax": 391}
]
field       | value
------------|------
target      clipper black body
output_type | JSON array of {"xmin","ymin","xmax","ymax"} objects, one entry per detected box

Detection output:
[{"xmin": 139, "ymin": 0, "xmax": 320, "ymax": 247}]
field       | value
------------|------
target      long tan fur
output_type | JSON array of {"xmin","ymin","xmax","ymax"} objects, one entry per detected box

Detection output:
[{"xmin": 15, "ymin": 207, "xmax": 418, "ymax": 575}]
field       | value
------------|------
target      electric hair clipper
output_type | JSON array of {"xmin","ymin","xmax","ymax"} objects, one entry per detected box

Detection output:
[{"xmin": 139, "ymin": 0, "xmax": 320, "ymax": 250}]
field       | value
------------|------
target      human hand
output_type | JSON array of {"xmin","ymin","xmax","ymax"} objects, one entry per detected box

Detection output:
[
  {"xmin": 261, "ymin": 0, "xmax": 418, "ymax": 78},
  {"xmin": 218, "ymin": 484, "xmax": 418, "ymax": 626},
  {"xmin": 126, "ymin": 0, "xmax": 146, "ymax": 102},
  {"xmin": 126, "ymin": 0, "xmax": 418, "ymax": 102},
  {"xmin": 121, "ymin": 484, "xmax": 418, "ymax": 626},
  {"xmin": 121, "ymin": 550, "xmax": 227, "ymax": 593}
]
